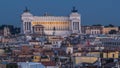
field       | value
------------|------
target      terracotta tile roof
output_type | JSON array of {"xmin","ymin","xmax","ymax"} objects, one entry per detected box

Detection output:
[
  {"xmin": 41, "ymin": 61, "xmax": 56, "ymax": 66},
  {"xmin": 29, "ymin": 40, "xmax": 39, "ymax": 42}
]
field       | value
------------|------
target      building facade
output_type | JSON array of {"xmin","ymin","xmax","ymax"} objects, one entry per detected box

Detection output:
[
  {"xmin": 82, "ymin": 26, "xmax": 103, "ymax": 35},
  {"xmin": 21, "ymin": 7, "xmax": 81, "ymax": 36},
  {"xmin": 102, "ymin": 26, "xmax": 118, "ymax": 34}
]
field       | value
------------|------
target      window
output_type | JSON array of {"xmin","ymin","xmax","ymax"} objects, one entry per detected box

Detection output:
[{"xmin": 73, "ymin": 22, "xmax": 79, "ymax": 30}]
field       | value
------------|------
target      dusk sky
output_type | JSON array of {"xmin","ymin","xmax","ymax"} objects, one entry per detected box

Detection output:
[{"xmin": 0, "ymin": 0, "xmax": 120, "ymax": 27}]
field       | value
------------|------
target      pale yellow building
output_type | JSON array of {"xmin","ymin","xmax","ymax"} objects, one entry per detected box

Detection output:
[
  {"xmin": 33, "ymin": 55, "xmax": 51, "ymax": 62},
  {"xmin": 102, "ymin": 27, "xmax": 118, "ymax": 34},
  {"xmin": 73, "ymin": 50, "xmax": 119, "ymax": 64},
  {"xmin": 33, "ymin": 55, "xmax": 41, "ymax": 62},
  {"xmin": 103, "ymin": 51, "xmax": 119, "ymax": 59},
  {"xmin": 74, "ymin": 56, "xmax": 98, "ymax": 64},
  {"xmin": 87, "ymin": 51, "xmax": 119, "ymax": 59}
]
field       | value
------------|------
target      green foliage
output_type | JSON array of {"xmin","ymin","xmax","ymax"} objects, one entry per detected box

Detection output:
[
  {"xmin": 105, "ymin": 24, "xmax": 114, "ymax": 27},
  {"xmin": 92, "ymin": 24, "xmax": 102, "ymax": 26},
  {"xmin": 109, "ymin": 30, "xmax": 117, "ymax": 34},
  {"xmin": 0, "ymin": 24, "xmax": 20, "ymax": 35},
  {"xmin": 54, "ymin": 56, "xmax": 59, "ymax": 62},
  {"xmin": 6, "ymin": 63, "xmax": 18, "ymax": 68},
  {"xmin": 3, "ymin": 47, "xmax": 12, "ymax": 53}
]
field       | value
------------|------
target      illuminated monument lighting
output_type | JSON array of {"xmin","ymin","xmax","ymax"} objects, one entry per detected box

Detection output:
[{"xmin": 21, "ymin": 7, "xmax": 81, "ymax": 36}]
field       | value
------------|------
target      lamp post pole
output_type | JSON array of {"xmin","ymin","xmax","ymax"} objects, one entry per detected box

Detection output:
[
  {"xmin": 100, "ymin": 47, "xmax": 102, "ymax": 68},
  {"xmin": 97, "ymin": 45, "xmax": 103, "ymax": 68}
]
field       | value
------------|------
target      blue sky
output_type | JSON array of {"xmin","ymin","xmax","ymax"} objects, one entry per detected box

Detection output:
[{"xmin": 0, "ymin": 0, "xmax": 120, "ymax": 27}]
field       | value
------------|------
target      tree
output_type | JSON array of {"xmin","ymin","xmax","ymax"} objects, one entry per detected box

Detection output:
[
  {"xmin": 108, "ymin": 24, "xmax": 114, "ymax": 27},
  {"xmin": 109, "ymin": 30, "xmax": 117, "ymax": 34},
  {"xmin": 105, "ymin": 24, "xmax": 114, "ymax": 27},
  {"xmin": 92, "ymin": 24, "xmax": 102, "ymax": 26},
  {"xmin": 0, "ymin": 24, "xmax": 21, "ymax": 35},
  {"xmin": 6, "ymin": 63, "xmax": 18, "ymax": 68}
]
